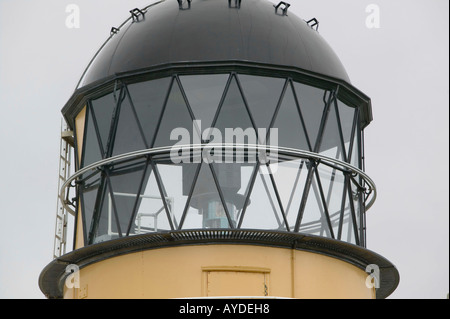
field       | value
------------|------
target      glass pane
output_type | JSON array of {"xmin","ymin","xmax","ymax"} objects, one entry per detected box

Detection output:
[
  {"xmin": 90, "ymin": 92, "xmax": 117, "ymax": 154},
  {"xmin": 127, "ymin": 77, "xmax": 172, "ymax": 147},
  {"xmin": 316, "ymin": 164, "xmax": 346, "ymax": 239},
  {"xmin": 211, "ymin": 161, "xmax": 256, "ymax": 227},
  {"xmin": 133, "ymin": 163, "xmax": 173, "ymax": 233},
  {"xmin": 269, "ymin": 158, "xmax": 308, "ymax": 230},
  {"xmin": 319, "ymin": 101, "xmax": 345, "ymax": 162},
  {"xmin": 293, "ymin": 82, "xmax": 328, "ymax": 151},
  {"xmin": 297, "ymin": 176, "xmax": 328, "ymax": 237},
  {"xmin": 344, "ymin": 205, "xmax": 357, "ymax": 244},
  {"xmin": 180, "ymin": 74, "xmax": 229, "ymax": 130},
  {"xmin": 349, "ymin": 111, "xmax": 361, "ymax": 169},
  {"xmin": 89, "ymin": 181, "xmax": 118, "ymax": 244},
  {"xmin": 240, "ymin": 165, "xmax": 287, "ymax": 231},
  {"xmin": 335, "ymin": 181, "xmax": 356, "ymax": 244},
  {"xmin": 310, "ymin": 174, "xmax": 333, "ymax": 238},
  {"xmin": 212, "ymin": 76, "xmax": 256, "ymax": 145},
  {"xmin": 339, "ymin": 206, "xmax": 352, "ymax": 242},
  {"xmin": 153, "ymin": 161, "xmax": 200, "ymax": 230},
  {"xmin": 107, "ymin": 159, "xmax": 149, "ymax": 236},
  {"xmin": 153, "ymin": 79, "xmax": 199, "ymax": 148},
  {"xmin": 102, "ymin": 182, "xmax": 121, "ymax": 241},
  {"xmin": 238, "ymin": 74, "xmax": 285, "ymax": 134},
  {"xmin": 271, "ymin": 82, "xmax": 309, "ymax": 151},
  {"xmin": 183, "ymin": 163, "xmax": 231, "ymax": 229},
  {"xmin": 82, "ymin": 106, "xmax": 103, "ymax": 167},
  {"xmin": 337, "ymin": 100, "xmax": 355, "ymax": 160},
  {"xmin": 111, "ymin": 91, "xmax": 146, "ymax": 156},
  {"xmin": 350, "ymin": 179, "xmax": 362, "ymax": 244},
  {"xmin": 80, "ymin": 172, "xmax": 101, "ymax": 243}
]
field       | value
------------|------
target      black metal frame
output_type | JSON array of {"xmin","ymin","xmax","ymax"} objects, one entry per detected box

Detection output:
[
  {"xmin": 64, "ymin": 61, "xmax": 373, "ymax": 130},
  {"xmin": 72, "ymin": 69, "xmax": 369, "ymax": 248}
]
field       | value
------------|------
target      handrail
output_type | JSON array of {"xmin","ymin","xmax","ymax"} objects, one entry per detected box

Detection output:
[{"xmin": 60, "ymin": 144, "xmax": 376, "ymax": 217}]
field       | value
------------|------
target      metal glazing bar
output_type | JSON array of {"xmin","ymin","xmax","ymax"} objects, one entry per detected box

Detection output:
[
  {"xmin": 209, "ymin": 73, "xmax": 233, "ymax": 131},
  {"xmin": 285, "ymin": 159, "xmax": 305, "ymax": 216},
  {"xmin": 175, "ymin": 75, "xmax": 201, "ymax": 139},
  {"xmin": 234, "ymin": 162, "xmax": 258, "ymax": 223},
  {"xmin": 258, "ymin": 166, "xmax": 283, "ymax": 228},
  {"xmin": 153, "ymin": 160, "xmax": 179, "ymax": 229},
  {"xmin": 150, "ymin": 160, "xmax": 175, "ymax": 230},
  {"xmin": 313, "ymin": 165, "xmax": 335, "ymax": 239},
  {"xmin": 333, "ymin": 99, "xmax": 349, "ymax": 163},
  {"xmin": 88, "ymin": 101, "xmax": 106, "ymax": 157},
  {"xmin": 124, "ymin": 85, "xmax": 150, "ymax": 149},
  {"xmin": 265, "ymin": 163, "xmax": 290, "ymax": 231},
  {"xmin": 237, "ymin": 162, "xmax": 260, "ymax": 228},
  {"xmin": 290, "ymin": 79, "xmax": 313, "ymax": 151},
  {"xmin": 346, "ymin": 176, "xmax": 360, "ymax": 246},
  {"xmin": 347, "ymin": 107, "xmax": 359, "ymax": 164},
  {"xmin": 208, "ymin": 163, "xmax": 236, "ymax": 229},
  {"xmin": 104, "ymin": 170, "xmax": 123, "ymax": 237},
  {"xmin": 104, "ymin": 81, "xmax": 123, "ymax": 156},
  {"xmin": 87, "ymin": 174, "xmax": 108, "ymax": 245},
  {"xmin": 106, "ymin": 84, "xmax": 127, "ymax": 158},
  {"xmin": 358, "ymin": 185, "xmax": 366, "ymax": 247},
  {"xmin": 310, "ymin": 173, "xmax": 329, "ymax": 237},
  {"xmin": 235, "ymin": 73, "xmax": 259, "ymax": 134},
  {"xmin": 178, "ymin": 163, "xmax": 202, "ymax": 230},
  {"xmin": 126, "ymin": 157, "xmax": 151, "ymax": 236},
  {"xmin": 337, "ymin": 174, "xmax": 349, "ymax": 240},
  {"xmin": 325, "ymin": 147, "xmax": 341, "ymax": 206},
  {"xmin": 295, "ymin": 89, "xmax": 336, "ymax": 232},
  {"xmin": 356, "ymin": 111, "xmax": 367, "ymax": 246},
  {"xmin": 314, "ymin": 88, "xmax": 336, "ymax": 153},
  {"xmin": 293, "ymin": 160, "xmax": 315, "ymax": 232},
  {"xmin": 150, "ymin": 76, "xmax": 175, "ymax": 148},
  {"xmin": 266, "ymin": 78, "xmax": 289, "ymax": 143}
]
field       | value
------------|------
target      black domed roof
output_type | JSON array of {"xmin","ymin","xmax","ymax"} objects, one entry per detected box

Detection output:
[{"xmin": 79, "ymin": 0, "xmax": 350, "ymax": 87}]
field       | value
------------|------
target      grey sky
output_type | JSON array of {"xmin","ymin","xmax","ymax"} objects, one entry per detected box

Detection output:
[{"xmin": 0, "ymin": 0, "xmax": 448, "ymax": 299}]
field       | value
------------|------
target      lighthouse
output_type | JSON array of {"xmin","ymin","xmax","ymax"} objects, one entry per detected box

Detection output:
[{"xmin": 39, "ymin": 0, "xmax": 399, "ymax": 299}]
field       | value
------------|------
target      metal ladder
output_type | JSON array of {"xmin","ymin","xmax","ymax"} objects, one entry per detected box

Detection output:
[{"xmin": 53, "ymin": 119, "xmax": 75, "ymax": 259}]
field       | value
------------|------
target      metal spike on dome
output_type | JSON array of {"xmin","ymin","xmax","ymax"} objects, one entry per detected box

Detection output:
[
  {"xmin": 306, "ymin": 18, "xmax": 320, "ymax": 31},
  {"xmin": 274, "ymin": 1, "xmax": 290, "ymax": 16},
  {"xmin": 130, "ymin": 8, "xmax": 145, "ymax": 22}
]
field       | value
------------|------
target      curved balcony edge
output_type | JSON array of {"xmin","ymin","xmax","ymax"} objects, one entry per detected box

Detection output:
[{"xmin": 39, "ymin": 229, "xmax": 399, "ymax": 299}]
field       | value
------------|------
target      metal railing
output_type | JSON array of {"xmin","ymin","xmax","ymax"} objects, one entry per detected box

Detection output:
[
  {"xmin": 105, "ymin": 192, "xmax": 174, "ymax": 236},
  {"xmin": 59, "ymin": 143, "xmax": 376, "ymax": 246}
]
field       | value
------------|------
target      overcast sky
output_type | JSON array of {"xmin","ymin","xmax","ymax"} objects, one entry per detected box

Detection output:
[{"xmin": 0, "ymin": 0, "xmax": 448, "ymax": 299}]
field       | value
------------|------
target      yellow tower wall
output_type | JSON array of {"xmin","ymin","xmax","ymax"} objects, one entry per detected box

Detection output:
[{"xmin": 64, "ymin": 244, "xmax": 375, "ymax": 299}]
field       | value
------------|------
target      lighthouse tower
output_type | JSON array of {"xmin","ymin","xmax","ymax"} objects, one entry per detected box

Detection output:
[{"xmin": 39, "ymin": 0, "xmax": 399, "ymax": 299}]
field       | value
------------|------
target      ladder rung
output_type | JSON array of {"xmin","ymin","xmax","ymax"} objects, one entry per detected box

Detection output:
[
  {"xmin": 53, "ymin": 119, "xmax": 74, "ymax": 259},
  {"xmin": 61, "ymin": 131, "xmax": 75, "ymax": 147}
]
